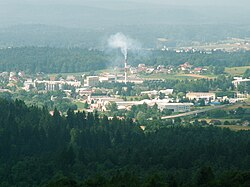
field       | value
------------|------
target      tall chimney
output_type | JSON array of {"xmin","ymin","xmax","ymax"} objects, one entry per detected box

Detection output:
[{"xmin": 124, "ymin": 57, "xmax": 128, "ymax": 84}]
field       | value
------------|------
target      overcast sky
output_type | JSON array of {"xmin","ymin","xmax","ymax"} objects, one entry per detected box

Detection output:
[
  {"xmin": 3, "ymin": 0, "xmax": 248, "ymax": 6},
  {"xmin": 0, "ymin": 0, "xmax": 249, "ymax": 28}
]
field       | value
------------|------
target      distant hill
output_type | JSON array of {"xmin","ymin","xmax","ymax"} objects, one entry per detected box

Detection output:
[
  {"xmin": 1, "ymin": 24, "xmax": 250, "ymax": 48},
  {"xmin": 1, "ymin": 1, "xmax": 250, "ymax": 28}
]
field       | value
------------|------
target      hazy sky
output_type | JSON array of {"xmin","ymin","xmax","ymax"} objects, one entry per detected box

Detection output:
[
  {"xmin": 1, "ymin": 0, "xmax": 250, "ymax": 28},
  {"xmin": 3, "ymin": 0, "xmax": 247, "ymax": 6}
]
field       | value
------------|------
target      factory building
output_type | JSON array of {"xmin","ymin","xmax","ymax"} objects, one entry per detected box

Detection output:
[
  {"xmin": 86, "ymin": 76, "xmax": 99, "ymax": 87},
  {"xmin": 157, "ymin": 103, "xmax": 193, "ymax": 113},
  {"xmin": 113, "ymin": 99, "xmax": 193, "ymax": 113},
  {"xmin": 186, "ymin": 92, "xmax": 216, "ymax": 101}
]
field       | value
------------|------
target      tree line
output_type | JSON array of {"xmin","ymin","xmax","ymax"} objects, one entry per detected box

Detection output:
[
  {"xmin": 0, "ymin": 47, "xmax": 250, "ymax": 74},
  {"xmin": 0, "ymin": 98, "xmax": 250, "ymax": 186}
]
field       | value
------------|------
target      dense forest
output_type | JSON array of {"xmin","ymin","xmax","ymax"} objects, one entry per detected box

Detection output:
[
  {"xmin": 0, "ymin": 47, "xmax": 108, "ymax": 73},
  {"xmin": 0, "ymin": 47, "xmax": 250, "ymax": 73},
  {"xmin": 0, "ymin": 98, "xmax": 250, "ymax": 186}
]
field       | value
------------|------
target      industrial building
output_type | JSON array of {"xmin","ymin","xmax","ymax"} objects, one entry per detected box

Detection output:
[
  {"xmin": 157, "ymin": 103, "xmax": 194, "ymax": 113},
  {"xmin": 232, "ymin": 77, "xmax": 250, "ymax": 88},
  {"xmin": 111, "ymin": 99, "xmax": 193, "ymax": 113},
  {"xmin": 186, "ymin": 92, "xmax": 216, "ymax": 101},
  {"xmin": 86, "ymin": 76, "xmax": 99, "ymax": 87}
]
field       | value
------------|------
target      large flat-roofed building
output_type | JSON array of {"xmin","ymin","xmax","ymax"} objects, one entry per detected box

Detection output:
[
  {"xmin": 34, "ymin": 80, "xmax": 81, "ymax": 91},
  {"xmin": 114, "ymin": 99, "xmax": 193, "ymax": 113},
  {"xmin": 86, "ymin": 76, "xmax": 99, "ymax": 87},
  {"xmin": 141, "ymin": 89, "xmax": 174, "ymax": 97},
  {"xmin": 232, "ymin": 77, "xmax": 250, "ymax": 88},
  {"xmin": 99, "ymin": 75, "xmax": 116, "ymax": 83},
  {"xmin": 158, "ymin": 103, "xmax": 193, "ymax": 113},
  {"xmin": 186, "ymin": 92, "xmax": 216, "ymax": 101}
]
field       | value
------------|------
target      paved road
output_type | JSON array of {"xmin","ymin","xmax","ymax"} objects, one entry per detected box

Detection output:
[{"xmin": 149, "ymin": 105, "xmax": 230, "ymax": 120}]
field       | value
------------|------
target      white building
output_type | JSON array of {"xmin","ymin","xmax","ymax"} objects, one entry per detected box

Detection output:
[
  {"xmin": 141, "ymin": 90, "xmax": 158, "ymax": 96},
  {"xmin": 186, "ymin": 92, "xmax": 216, "ymax": 101},
  {"xmin": 232, "ymin": 77, "xmax": 250, "ymax": 88},
  {"xmin": 114, "ymin": 99, "xmax": 192, "ymax": 113},
  {"xmin": 157, "ymin": 103, "xmax": 193, "ymax": 112},
  {"xmin": 35, "ymin": 80, "xmax": 81, "ymax": 91},
  {"xmin": 99, "ymin": 75, "xmax": 116, "ymax": 83},
  {"xmin": 141, "ymin": 89, "xmax": 174, "ymax": 97},
  {"xmin": 159, "ymin": 89, "xmax": 174, "ymax": 95},
  {"xmin": 23, "ymin": 79, "xmax": 36, "ymax": 91},
  {"xmin": 86, "ymin": 76, "xmax": 99, "ymax": 87}
]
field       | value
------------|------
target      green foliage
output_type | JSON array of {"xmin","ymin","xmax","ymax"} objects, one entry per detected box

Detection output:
[
  {"xmin": 243, "ymin": 69, "xmax": 250, "ymax": 78},
  {"xmin": 106, "ymin": 102, "xmax": 118, "ymax": 112},
  {"xmin": 238, "ymin": 81, "xmax": 250, "ymax": 93},
  {"xmin": 0, "ymin": 98, "xmax": 250, "ymax": 186},
  {"xmin": 0, "ymin": 47, "xmax": 249, "ymax": 74},
  {"xmin": 0, "ymin": 47, "xmax": 108, "ymax": 73},
  {"xmin": 143, "ymin": 75, "xmax": 233, "ymax": 93},
  {"xmin": 0, "ymin": 90, "xmax": 77, "ymax": 112}
]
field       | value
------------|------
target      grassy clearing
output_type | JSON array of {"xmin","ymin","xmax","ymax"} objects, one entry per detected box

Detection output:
[
  {"xmin": 140, "ymin": 73, "xmax": 216, "ymax": 80},
  {"xmin": 216, "ymin": 125, "xmax": 250, "ymax": 131},
  {"xmin": 225, "ymin": 66, "xmax": 250, "ymax": 76},
  {"xmin": 74, "ymin": 101, "xmax": 86, "ymax": 111},
  {"xmin": 223, "ymin": 103, "xmax": 250, "ymax": 110},
  {"xmin": 200, "ymin": 118, "xmax": 240, "ymax": 123}
]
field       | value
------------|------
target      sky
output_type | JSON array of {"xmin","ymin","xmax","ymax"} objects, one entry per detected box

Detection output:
[{"xmin": 0, "ymin": 0, "xmax": 250, "ymax": 28}]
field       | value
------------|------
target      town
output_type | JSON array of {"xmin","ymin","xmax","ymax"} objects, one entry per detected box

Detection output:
[
  {"xmin": 1, "ymin": 61, "xmax": 249, "ymax": 128},
  {"xmin": 2, "ymin": 1, "xmax": 250, "ymax": 186}
]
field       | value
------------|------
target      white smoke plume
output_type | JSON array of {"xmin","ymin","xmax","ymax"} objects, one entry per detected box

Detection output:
[{"xmin": 108, "ymin": 32, "xmax": 137, "ymax": 60}]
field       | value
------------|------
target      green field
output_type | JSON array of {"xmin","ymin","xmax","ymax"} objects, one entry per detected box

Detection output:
[
  {"xmin": 73, "ymin": 101, "xmax": 86, "ymax": 111},
  {"xmin": 217, "ymin": 125, "xmax": 250, "ymax": 131},
  {"xmin": 200, "ymin": 118, "xmax": 240, "ymax": 123},
  {"xmin": 140, "ymin": 73, "xmax": 216, "ymax": 80},
  {"xmin": 225, "ymin": 66, "xmax": 250, "ymax": 76}
]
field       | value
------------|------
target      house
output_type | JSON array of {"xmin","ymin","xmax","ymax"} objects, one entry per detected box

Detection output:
[
  {"xmin": 179, "ymin": 62, "xmax": 192, "ymax": 71},
  {"xmin": 242, "ymin": 121, "xmax": 249, "ymax": 127},
  {"xmin": 18, "ymin": 71, "xmax": 25, "ymax": 77},
  {"xmin": 23, "ymin": 79, "xmax": 36, "ymax": 91},
  {"xmin": 138, "ymin": 64, "xmax": 146, "ymax": 72},
  {"xmin": 146, "ymin": 68, "xmax": 155, "ymax": 74},
  {"xmin": 194, "ymin": 67, "xmax": 203, "ymax": 73}
]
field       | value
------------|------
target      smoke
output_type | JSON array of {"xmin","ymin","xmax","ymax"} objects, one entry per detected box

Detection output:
[{"xmin": 108, "ymin": 32, "xmax": 138, "ymax": 60}]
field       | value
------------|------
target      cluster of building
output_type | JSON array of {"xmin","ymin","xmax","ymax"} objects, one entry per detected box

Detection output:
[
  {"xmin": 178, "ymin": 62, "xmax": 207, "ymax": 74},
  {"xmin": 88, "ymin": 95, "xmax": 193, "ymax": 113},
  {"xmin": 1, "ymin": 68, "xmax": 249, "ymax": 119},
  {"xmin": 128, "ymin": 62, "xmax": 207, "ymax": 76},
  {"xmin": 86, "ymin": 90, "xmax": 224, "ymax": 113},
  {"xmin": 159, "ymin": 38, "xmax": 250, "ymax": 52},
  {"xmin": 129, "ymin": 63, "xmax": 174, "ymax": 75}
]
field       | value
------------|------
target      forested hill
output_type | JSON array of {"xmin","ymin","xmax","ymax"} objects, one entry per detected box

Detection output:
[
  {"xmin": 0, "ymin": 98, "xmax": 250, "ymax": 186},
  {"xmin": 0, "ymin": 47, "xmax": 250, "ymax": 73},
  {"xmin": 0, "ymin": 47, "xmax": 108, "ymax": 73}
]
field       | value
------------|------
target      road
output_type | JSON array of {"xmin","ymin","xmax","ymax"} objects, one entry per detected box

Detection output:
[{"xmin": 149, "ymin": 105, "xmax": 230, "ymax": 120}]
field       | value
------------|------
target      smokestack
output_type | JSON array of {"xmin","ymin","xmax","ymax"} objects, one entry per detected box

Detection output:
[{"xmin": 124, "ymin": 56, "xmax": 128, "ymax": 84}]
